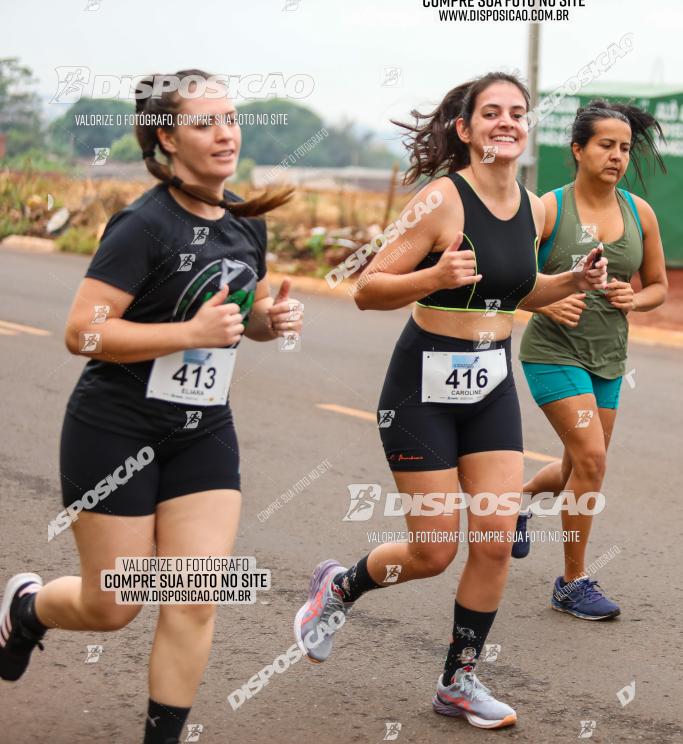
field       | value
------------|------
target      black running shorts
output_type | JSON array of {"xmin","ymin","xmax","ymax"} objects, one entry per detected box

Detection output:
[
  {"xmin": 59, "ymin": 412, "xmax": 240, "ymax": 517},
  {"xmin": 377, "ymin": 316, "xmax": 523, "ymax": 471}
]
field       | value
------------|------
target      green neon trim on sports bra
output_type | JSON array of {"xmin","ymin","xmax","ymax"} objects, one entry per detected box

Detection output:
[{"xmin": 414, "ymin": 172, "xmax": 538, "ymax": 313}]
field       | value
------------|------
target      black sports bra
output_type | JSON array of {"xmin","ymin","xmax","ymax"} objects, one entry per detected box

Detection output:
[{"xmin": 415, "ymin": 172, "xmax": 538, "ymax": 313}]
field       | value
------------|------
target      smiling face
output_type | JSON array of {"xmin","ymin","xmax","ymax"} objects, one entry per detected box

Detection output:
[
  {"xmin": 573, "ymin": 117, "xmax": 632, "ymax": 184},
  {"xmin": 157, "ymin": 78, "xmax": 241, "ymax": 186},
  {"xmin": 456, "ymin": 81, "xmax": 529, "ymax": 164}
]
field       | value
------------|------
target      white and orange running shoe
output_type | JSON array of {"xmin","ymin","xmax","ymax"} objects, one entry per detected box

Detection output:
[
  {"xmin": 293, "ymin": 560, "xmax": 351, "ymax": 663},
  {"xmin": 432, "ymin": 668, "xmax": 517, "ymax": 729}
]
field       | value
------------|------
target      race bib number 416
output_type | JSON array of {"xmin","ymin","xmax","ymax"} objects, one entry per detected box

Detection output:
[
  {"xmin": 146, "ymin": 348, "xmax": 236, "ymax": 406},
  {"xmin": 421, "ymin": 349, "xmax": 507, "ymax": 404}
]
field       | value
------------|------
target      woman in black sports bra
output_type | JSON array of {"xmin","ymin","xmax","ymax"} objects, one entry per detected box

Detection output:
[
  {"xmin": 293, "ymin": 72, "xmax": 607, "ymax": 730},
  {"xmin": 414, "ymin": 169, "xmax": 538, "ymax": 314}
]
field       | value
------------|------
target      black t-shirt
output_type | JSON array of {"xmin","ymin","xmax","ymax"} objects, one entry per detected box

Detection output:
[{"xmin": 66, "ymin": 183, "xmax": 267, "ymax": 441}]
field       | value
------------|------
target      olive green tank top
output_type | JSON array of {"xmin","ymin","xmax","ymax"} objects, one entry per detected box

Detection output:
[{"xmin": 519, "ymin": 183, "xmax": 643, "ymax": 379}]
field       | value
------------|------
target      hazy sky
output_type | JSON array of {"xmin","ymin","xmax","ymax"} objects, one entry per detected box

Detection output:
[{"xmin": 2, "ymin": 0, "xmax": 681, "ymax": 137}]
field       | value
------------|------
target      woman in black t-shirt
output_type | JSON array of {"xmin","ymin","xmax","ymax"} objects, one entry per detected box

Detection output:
[{"xmin": 0, "ymin": 70, "xmax": 299, "ymax": 744}]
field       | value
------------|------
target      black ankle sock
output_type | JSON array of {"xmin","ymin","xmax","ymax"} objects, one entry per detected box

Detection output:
[
  {"xmin": 443, "ymin": 601, "xmax": 498, "ymax": 685},
  {"xmin": 143, "ymin": 698, "xmax": 191, "ymax": 744},
  {"xmin": 18, "ymin": 593, "xmax": 48, "ymax": 635},
  {"xmin": 332, "ymin": 555, "xmax": 381, "ymax": 603}
]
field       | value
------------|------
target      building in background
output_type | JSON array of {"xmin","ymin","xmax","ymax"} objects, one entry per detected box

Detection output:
[{"xmin": 251, "ymin": 165, "xmax": 413, "ymax": 194}]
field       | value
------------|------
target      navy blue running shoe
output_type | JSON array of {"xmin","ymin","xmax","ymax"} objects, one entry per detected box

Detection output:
[
  {"xmin": 511, "ymin": 509, "xmax": 532, "ymax": 559},
  {"xmin": 551, "ymin": 576, "xmax": 620, "ymax": 620}
]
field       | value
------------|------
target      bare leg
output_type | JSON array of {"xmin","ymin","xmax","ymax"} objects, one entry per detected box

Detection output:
[
  {"xmin": 366, "ymin": 468, "xmax": 461, "ymax": 585},
  {"xmin": 148, "ymin": 489, "xmax": 241, "ymax": 707},
  {"xmin": 523, "ymin": 451, "xmax": 571, "ymax": 497},
  {"xmin": 35, "ymin": 512, "xmax": 154, "ymax": 631},
  {"xmin": 524, "ymin": 406, "xmax": 616, "ymax": 499},
  {"xmin": 457, "ymin": 451, "xmax": 523, "ymax": 610},
  {"xmin": 539, "ymin": 395, "xmax": 612, "ymax": 581}
]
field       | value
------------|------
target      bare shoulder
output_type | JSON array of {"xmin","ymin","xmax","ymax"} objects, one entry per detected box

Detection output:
[
  {"xmin": 406, "ymin": 175, "xmax": 463, "ymax": 250},
  {"xmin": 525, "ymin": 188, "xmax": 543, "ymax": 207},
  {"xmin": 539, "ymin": 190, "xmax": 558, "ymax": 215},
  {"xmin": 629, "ymin": 193, "xmax": 656, "ymax": 225},
  {"xmin": 524, "ymin": 188, "xmax": 546, "ymax": 238},
  {"xmin": 416, "ymin": 174, "xmax": 461, "ymax": 211},
  {"xmin": 619, "ymin": 192, "xmax": 658, "ymax": 240},
  {"xmin": 525, "ymin": 188, "xmax": 545, "ymax": 216}
]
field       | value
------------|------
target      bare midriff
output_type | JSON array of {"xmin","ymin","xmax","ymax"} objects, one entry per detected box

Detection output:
[{"xmin": 412, "ymin": 303, "xmax": 515, "ymax": 342}]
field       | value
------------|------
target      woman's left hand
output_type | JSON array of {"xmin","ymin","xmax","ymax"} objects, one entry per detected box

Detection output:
[
  {"xmin": 267, "ymin": 278, "xmax": 304, "ymax": 337},
  {"xmin": 605, "ymin": 278, "xmax": 636, "ymax": 313},
  {"xmin": 575, "ymin": 244, "xmax": 608, "ymax": 291}
]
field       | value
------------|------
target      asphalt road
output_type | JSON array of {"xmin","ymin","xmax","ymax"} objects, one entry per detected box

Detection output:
[{"xmin": 1, "ymin": 248, "xmax": 682, "ymax": 744}]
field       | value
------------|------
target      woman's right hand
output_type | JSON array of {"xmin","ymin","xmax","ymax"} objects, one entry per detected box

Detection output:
[
  {"xmin": 187, "ymin": 284, "xmax": 245, "ymax": 347},
  {"xmin": 539, "ymin": 292, "xmax": 586, "ymax": 327},
  {"xmin": 431, "ymin": 232, "xmax": 482, "ymax": 290}
]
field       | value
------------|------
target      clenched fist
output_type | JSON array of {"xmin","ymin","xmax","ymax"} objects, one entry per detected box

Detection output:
[
  {"xmin": 187, "ymin": 284, "xmax": 245, "ymax": 347},
  {"xmin": 542, "ymin": 293, "xmax": 587, "ymax": 328}
]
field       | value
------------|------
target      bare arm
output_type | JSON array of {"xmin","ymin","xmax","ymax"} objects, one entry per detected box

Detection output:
[
  {"xmin": 605, "ymin": 196, "xmax": 667, "ymax": 313},
  {"xmin": 522, "ymin": 253, "xmax": 607, "ymax": 310},
  {"xmin": 519, "ymin": 191, "xmax": 608, "ymax": 311},
  {"xmin": 243, "ymin": 277, "xmax": 277, "ymax": 341},
  {"xmin": 352, "ymin": 178, "xmax": 480, "ymax": 311},
  {"xmin": 354, "ymin": 263, "xmax": 447, "ymax": 311},
  {"xmin": 522, "ymin": 270, "xmax": 584, "ymax": 311},
  {"xmin": 524, "ymin": 191, "xmax": 562, "ymax": 316},
  {"xmin": 64, "ymin": 278, "xmax": 243, "ymax": 363},
  {"xmin": 243, "ymin": 276, "xmax": 304, "ymax": 341}
]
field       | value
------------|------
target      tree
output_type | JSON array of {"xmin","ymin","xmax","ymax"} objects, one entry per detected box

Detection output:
[
  {"xmin": 110, "ymin": 132, "xmax": 141, "ymax": 161},
  {"xmin": 0, "ymin": 57, "xmax": 43, "ymax": 157},
  {"xmin": 48, "ymin": 98, "xmax": 134, "ymax": 157},
  {"xmin": 237, "ymin": 99, "xmax": 326, "ymax": 164},
  {"xmin": 236, "ymin": 99, "xmax": 395, "ymax": 168}
]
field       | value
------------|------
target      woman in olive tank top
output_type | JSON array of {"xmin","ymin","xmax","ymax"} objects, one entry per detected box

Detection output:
[{"xmin": 516, "ymin": 101, "xmax": 668, "ymax": 620}]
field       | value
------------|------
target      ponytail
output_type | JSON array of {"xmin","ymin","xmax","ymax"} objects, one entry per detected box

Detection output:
[
  {"xmin": 135, "ymin": 69, "xmax": 293, "ymax": 218},
  {"xmin": 392, "ymin": 71, "xmax": 531, "ymax": 185}
]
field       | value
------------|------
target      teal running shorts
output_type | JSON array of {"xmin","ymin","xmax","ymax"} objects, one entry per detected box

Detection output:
[{"xmin": 521, "ymin": 362, "xmax": 623, "ymax": 409}]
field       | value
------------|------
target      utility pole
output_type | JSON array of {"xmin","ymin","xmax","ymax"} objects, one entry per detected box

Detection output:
[{"xmin": 526, "ymin": 22, "xmax": 541, "ymax": 193}]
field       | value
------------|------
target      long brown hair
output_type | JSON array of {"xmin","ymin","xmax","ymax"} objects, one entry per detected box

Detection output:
[
  {"xmin": 135, "ymin": 69, "xmax": 293, "ymax": 217},
  {"xmin": 393, "ymin": 72, "xmax": 531, "ymax": 185}
]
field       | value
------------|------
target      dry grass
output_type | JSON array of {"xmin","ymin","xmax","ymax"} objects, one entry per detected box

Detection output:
[{"xmin": 0, "ymin": 170, "xmax": 412, "ymax": 273}]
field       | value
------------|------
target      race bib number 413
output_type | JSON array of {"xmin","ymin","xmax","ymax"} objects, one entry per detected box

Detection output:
[
  {"xmin": 146, "ymin": 348, "xmax": 236, "ymax": 406},
  {"xmin": 421, "ymin": 349, "xmax": 507, "ymax": 404}
]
